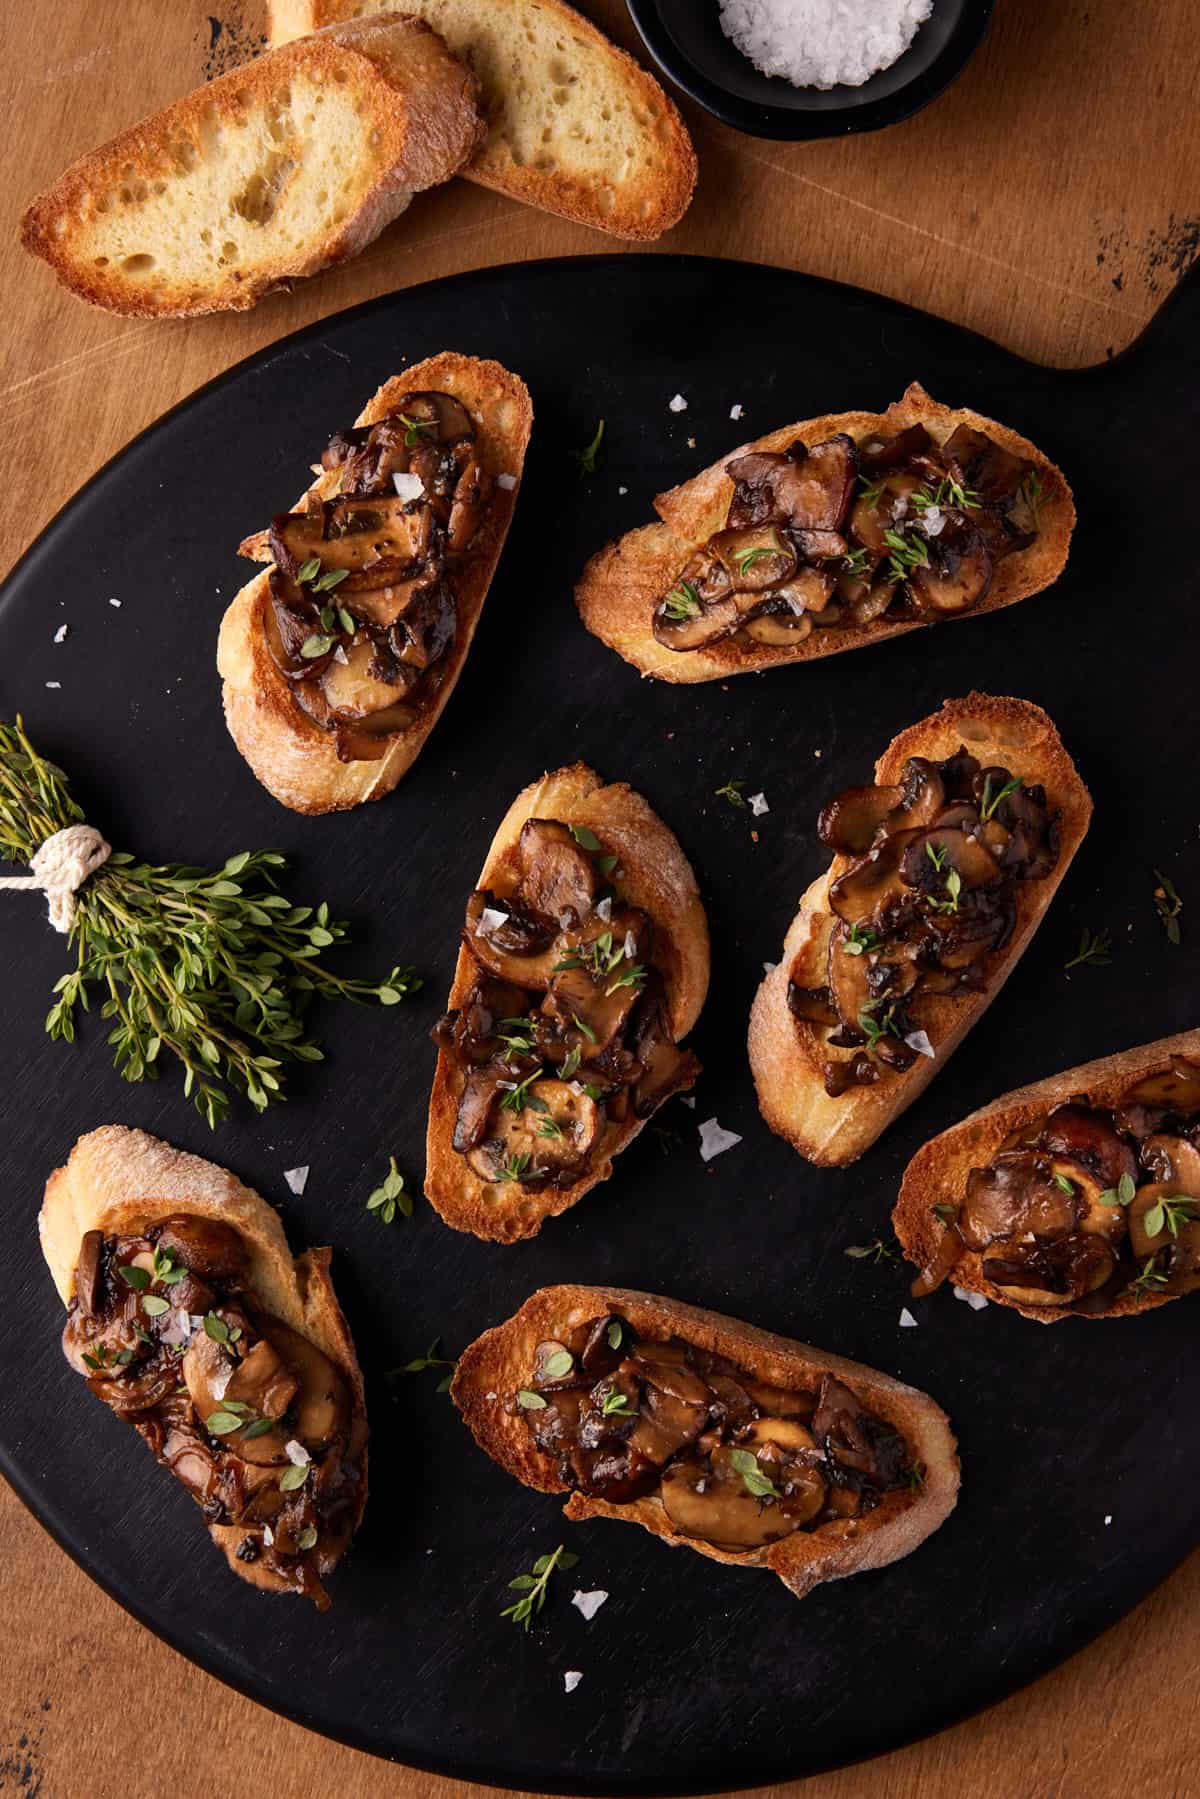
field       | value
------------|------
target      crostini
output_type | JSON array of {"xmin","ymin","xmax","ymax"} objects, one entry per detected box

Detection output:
[
  {"xmin": 452, "ymin": 1285, "xmax": 959, "ymax": 1600},
  {"xmin": 576, "ymin": 383, "xmax": 1073, "ymax": 683},
  {"xmin": 749, "ymin": 694, "xmax": 1091, "ymax": 1166},
  {"xmin": 218, "ymin": 352, "xmax": 532, "ymax": 813},
  {"xmin": 426, "ymin": 764, "xmax": 708, "ymax": 1241},
  {"xmin": 895, "ymin": 1030, "xmax": 1200, "ymax": 1321},
  {"xmin": 40, "ymin": 1128, "xmax": 367, "ymax": 1608}
]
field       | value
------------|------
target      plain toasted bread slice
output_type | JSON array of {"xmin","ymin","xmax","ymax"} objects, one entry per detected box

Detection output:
[
  {"xmin": 40, "ymin": 1126, "xmax": 367, "ymax": 1592},
  {"xmin": 426, "ymin": 764, "xmax": 709, "ymax": 1241},
  {"xmin": 217, "ymin": 351, "xmax": 532, "ymax": 813},
  {"xmin": 893, "ymin": 1030, "xmax": 1200, "ymax": 1322},
  {"xmin": 452, "ymin": 1285, "xmax": 960, "ymax": 1600},
  {"xmin": 576, "ymin": 384, "xmax": 1075, "ymax": 683},
  {"xmin": 20, "ymin": 14, "xmax": 484, "ymax": 317},
  {"xmin": 268, "ymin": 0, "xmax": 697, "ymax": 239},
  {"xmin": 748, "ymin": 694, "xmax": 1092, "ymax": 1167}
]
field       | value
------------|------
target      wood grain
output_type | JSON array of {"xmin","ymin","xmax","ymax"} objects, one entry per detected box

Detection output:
[{"xmin": 1, "ymin": 0, "xmax": 1198, "ymax": 1794}]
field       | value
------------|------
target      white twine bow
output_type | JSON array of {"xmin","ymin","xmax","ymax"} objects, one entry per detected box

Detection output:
[{"xmin": 0, "ymin": 823, "xmax": 111, "ymax": 932}]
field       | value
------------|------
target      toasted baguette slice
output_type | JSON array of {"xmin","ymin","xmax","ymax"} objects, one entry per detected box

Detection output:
[
  {"xmin": 426, "ymin": 764, "xmax": 709, "ymax": 1240},
  {"xmin": 20, "ymin": 14, "xmax": 483, "ymax": 317},
  {"xmin": 40, "ymin": 1127, "xmax": 367, "ymax": 1598},
  {"xmin": 894, "ymin": 1030, "xmax": 1200, "ymax": 1322},
  {"xmin": 217, "ymin": 351, "xmax": 532, "ymax": 813},
  {"xmin": 749, "ymin": 694, "xmax": 1092, "ymax": 1167},
  {"xmin": 576, "ymin": 384, "xmax": 1075, "ymax": 683},
  {"xmin": 452, "ymin": 1285, "xmax": 959, "ymax": 1600},
  {"xmin": 268, "ymin": 0, "xmax": 696, "ymax": 239}
]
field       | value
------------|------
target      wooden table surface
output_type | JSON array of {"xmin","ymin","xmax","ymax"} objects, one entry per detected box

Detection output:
[{"xmin": 2, "ymin": 2, "xmax": 1197, "ymax": 1794}]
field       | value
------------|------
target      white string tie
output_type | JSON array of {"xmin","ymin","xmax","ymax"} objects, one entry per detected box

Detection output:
[{"xmin": 0, "ymin": 824, "xmax": 111, "ymax": 932}]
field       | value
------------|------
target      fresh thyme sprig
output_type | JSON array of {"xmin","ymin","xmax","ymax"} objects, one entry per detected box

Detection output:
[
  {"xmin": 0, "ymin": 719, "xmax": 418, "ymax": 1126},
  {"xmin": 729, "ymin": 1447, "xmax": 779, "ymax": 1499},
  {"xmin": 714, "ymin": 779, "xmax": 746, "ymax": 809},
  {"xmin": 844, "ymin": 1238, "xmax": 899, "ymax": 1263},
  {"xmin": 366, "ymin": 1157, "xmax": 413, "ymax": 1224},
  {"xmin": 501, "ymin": 1544, "xmax": 580, "ymax": 1631},
  {"xmin": 387, "ymin": 1338, "xmax": 457, "ymax": 1393},
  {"xmin": 883, "ymin": 526, "xmax": 931, "ymax": 585},
  {"xmin": 1152, "ymin": 869, "xmax": 1183, "ymax": 945},
  {"xmin": 572, "ymin": 419, "xmax": 605, "ymax": 478},
  {"xmin": 662, "ymin": 580, "xmax": 702, "ymax": 621},
  {"xmin": 1064, "ymin": 926, "xmax": 1112, "ymax": 972}
]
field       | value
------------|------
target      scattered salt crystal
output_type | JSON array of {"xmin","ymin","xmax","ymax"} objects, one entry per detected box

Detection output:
[
  {"xmin": 749, "ymin": 791, "xmax": 769, "ymax": 816},
  {"xmin": 479, "ymin": 906, "xmax": 510, "ymax": 933},
  {"xmin": 623, "ymin": 930, "xmax": 638, "ymax": 959},
  {"xmin": 108, "ymin": 597, "xmax": 122, "ymax": 608},
  {"xmin": 763, "ymin": 961, "xmax": 778, "ymax": 975},
  {"xmin": 45, "ymin": 681, "xmax": 61, "ymax": 690},
  {"xmin": 263, "ymin": 1525, "xmax": 275, "ymax": 1546},
  {"xmin": 496, "ymin": 472, "xmax": 517, "ymax": 491},
  {"xmin": 485, "ymin": 1391, "xmax": 497, "ymax": 1401},
  {"xmin": 285, "ymin": 1439, "xmax": 311, "ymax": 1466},
  {"xmin": 595, "ymin": 897, "xmax": 613, "ymax": 922},
  {"xmin": 681, "ymin": 1096, "xmax": 696, "ymax": 1109},
  {"xmin": 730, "ymin": 403, "xmax": 745, "ymax": 421},
  {"xmin": 668, "ymin": 393, "xmax": 688, "ymax": 413},
  {"xmin": 54, "ymin": 624, "xmax": 69, "ymax": 643},
  {"xmin": 572, "ymin": 1589, "xmax": 608, "ymax": 1621},
  {"xmin": 905, "ymin": 1029, "xmax": 935, "ymax": 1060},
  {"xmin": 699, "ymin": 1117, "xmax": 742, "ymax": 1161},
  {"xmin": 211, "ymin": 1366, "xmax": 231, "ymax": 1401},
  {"xmin": 1104, "ymin": 1514, "xmax": 1113, "ymax": 1526},
  {"xmin": 618, "ymin": 485, "xmax": 629, "ymax": 495},
  {"xmin": 899, "ymin": 1308, "xmax": 919, "ymax": 1329},
  {"xmin": 953, "ymin": 1286, "xmax": 988, "ymax": 1311},
  {"xmin": 392, "ymin": 471, "xmax": 424, "ymax": 502},
  {"xmin": 921, "ymin": 505, "xmax": 945, "ymax": 537},
  {"xmin": 334, "ymin": 645, "xmax": 349, "ymax": 664},
  {"xmin": 564, "ymin": 1671, "xmax": 583, "ymax": 1694},
  {"xmin": 284, "ymin": 1166, "xmax": 309, "ymax": 1195}
]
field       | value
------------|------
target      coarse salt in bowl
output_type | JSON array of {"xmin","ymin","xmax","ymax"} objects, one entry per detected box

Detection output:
[{"xmin": 717, "ymin": 0, "xmax": 933, "ymax": 91}]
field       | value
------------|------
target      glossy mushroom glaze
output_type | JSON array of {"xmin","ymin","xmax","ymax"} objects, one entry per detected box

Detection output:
[
  {"xmin": 62, "ymin": 1216, "xmax": 366, "ymax": 1607},
  {"xmin": 259, "ymin": 391, "xmax": 489, "ymax": 762},
  {"xmin": 789, "ymin": 747, "xmax": 1058, "ymax": 1096},
  {"xmin": 914, "ymin": 1059, "xmax": 1200, "ymax": 1312},
  {"xmin": 653, "ymin": 422, "xmax": 1044, "ymax": 654},
  {"xmin": 515, "ymin": 1313, "xmax": 919, "ymax": 1550},
  {"xmin": 433, "ymin": 819, "xmax": 700, "ymax": 1188}
]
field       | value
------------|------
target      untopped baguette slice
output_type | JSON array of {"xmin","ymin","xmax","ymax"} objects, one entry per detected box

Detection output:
[
  {"xmin": 41, "ymin": 1127, "xmax": 367, "ymax": 1607},
  {"xmin": 749, "ymin": 694, "xmax": 1092, "ymax": 1167},
  {"xmin": 426, "ymin": 764, "xmax": 709, "ymax": 1241},
  {"xmin": 268, "ymin": 0, "xmax": 697, "ymax": 239},
  {"xmin": 894, "ymin": 1030, "xmax": 1200, "ymax": 1322},
  {"xmin": 217, "ymin": 351, "xmax": 532, "ymax": 813},
  {"xmin": 20, "ymin": 14, "xmax": 484, "ymax": 317},
  {"xmin": 452, "ymin": 1285, "xmax": 960, "ymax": 1601},
  {"xmin": 576, "ymin": 384, "xmax": 1074, "ymax": 683}
]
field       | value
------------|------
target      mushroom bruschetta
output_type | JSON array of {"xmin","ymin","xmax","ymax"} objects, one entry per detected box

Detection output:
[
  {"xmin": 576, "ymin": 384, "xmax": 1073, "ymax": 682},
  {"xmin": 749, "ymin": 694, "xmax": 1091, "ymax": 1166},
  {"xmin": 452, "ymin": 1285, "xmax": 959, "ymax": 1600},
  {"xmin": 41, "ymin": 1128, "xmax": 367, "ymax": 1608},
  {"xmin": 427, "ymin": 764, "xmax": 708, "ymax": 1241},
  {"xmin": 896, "ymin": 1031, "xmax": 1200, "ymax": 1319},
  {"xmin": 218, "ymin": 351, "xmax": 532, "ymax": 813}
]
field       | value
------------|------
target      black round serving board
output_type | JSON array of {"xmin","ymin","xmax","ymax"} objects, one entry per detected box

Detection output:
[{"xmin": 2, "ymin": 257, "xmax": 1198, "ymax": 1794}]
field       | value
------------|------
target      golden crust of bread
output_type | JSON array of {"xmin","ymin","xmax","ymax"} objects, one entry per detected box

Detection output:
[
  {"xmin": 268, "ymin": 0, "xmax": 697, "ymax": 240},
  {"xmin": 575, "ymin": 384, "xmax": 1075, "ymax": 683},
  {"xmin": 893, "ymin": 1029, "xmax": 1200, "ymax": 1322},
  {"xmin": 20, "ymin": 16, "xmax": 484, "ymax": 318},
  {"xmin": 39, "ymin": 1127, "xmax": 368, "ymax": 1593},
  {"xmin": 425, "ymin": 764, "xmax": 709, "ymax": 1241},
  {"xmin": 451, "ymin": 1285, "xmax": 960, "ymax": 1600},
  {"xmin": 748, "ymin": 694, "xmax": 1092, "ymax": 1167},
  {"xmin": 217, "ymin": 351, "xmax": 532, "ymax": 813}
]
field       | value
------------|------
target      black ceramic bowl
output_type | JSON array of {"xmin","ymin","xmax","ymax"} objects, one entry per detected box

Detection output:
[{"xmin": 626, "ymin": 0, "xmax": 996, "ymax": 139}]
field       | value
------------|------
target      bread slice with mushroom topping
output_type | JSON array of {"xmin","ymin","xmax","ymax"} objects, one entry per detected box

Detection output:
[
  {"xmin": 426, "ymin": 764, "xmax": 709, "ymax": 1240},
  {"xmin": 894, "ymin": 1030, "xmax": 1200, "ymax": 1321},
  {"xmin": 40, "ymin": 1127, "xmax": 367, "ymax": 1608},
  {"xmin": 749, "ymin": 694, "xmax": 1092, "ymax": 1167},
  {"xmin": 452, "ymin": 1285, "xmax": 960, "ymax": 1600},
  {"xmin": 576, "ymin": 384, "xmax": 1074, "ymax": 683},
  {"xmin": 217, "ymin": 351, "xmax": 532, "ymax": 813}
]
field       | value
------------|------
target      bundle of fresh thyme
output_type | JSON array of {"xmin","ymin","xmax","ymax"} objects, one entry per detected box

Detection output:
[{"xmin": 0, "ymin": 719, "xmax": 418, "ymax": 1125}]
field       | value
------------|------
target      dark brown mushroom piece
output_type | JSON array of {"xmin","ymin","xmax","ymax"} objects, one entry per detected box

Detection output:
[
  {"xmin": 1124, "ymin": 1058, "xmax": 1200, "ymax": 1115},
  {"xmin": 908, "ymin": 528, "xmax": 993, "ymax": 613},
  {"xmin": 265, "ymin": 573, "xmax": 329, "ymax": 679},
  {"xmin": 660, "ymin": 1452, "xmax": 797, "ymax": 1550},
  {"xmin": 787, "ymin": 982, "xmax": 839, "ymax": 1028},
  {"xmin": 269, "ymin": 495, "xmax": 432, "ymax": 592},
  {"xmin": 1141, "ymin": 1133, "xmax": 1200, "ymax": 1192},
  {"xmin": 818, "ymin": 783, "xmax": 903, "ymax": 854},
  {"xmin": 857, "ymin": 423, "xmax": 932, "ymax": 474},
  {"xmin": 708, "ymin": 526, "xmax": 797, "ymax": 593},
  {"xmin": 75, "ymin": 1230, "xmax": 104, "ymax": 1318},
  {"xmin": 580, "ymin": 1314, "xmax": 628, "ymax": 1374},
  {"xmin": 467, "ymin": 1079, "xmax": 601, "ymax": 1187},
  {"xmin": 1127, "ymin": 1182, "xmax": 1200, "ymax": 1266},
  {"xmin": 898, "ymin": 825, "xmax": 1002, "ymax": 894},
  {"xmin": 741, "ymin": 610, "xmax": 813, "ymax": 647},
  {"xmin": 155, "ymin": 1216, "xmax": 247, "ymax": 1283},
  {"xmin": 1037, "ymin": 1105, "xmax": 1139, "ymax": 1191},
  {"xmin": 515, "ymin": 819, "xmax": 596, "ymax": 926},
  {"xmin": 982, "ymin": 1233, "xmax": 1116, "ymax": 1306},
  {"xmin": 319, "ymin": 639, "xmax": 416, "ymax": 723},
  {"xmin": 959, "ymin": 1151, "xmax": 1081, "ymax": 1250},
  {"xmin": 628, "ymin": 989, "xmax": 700, "ymax": 1116},
  {"xmin": 463, "ymin": 889, "xmax": 561, "ymax": 988},
  {"xmin": 941, "ymin": 424, "xmax": 1032, "ymax": 507},
  {"xmin": 451, "ymin": 1065, "xmax": 511, "ymax": 1153},
  {"xmin": 653, "ymin": 591, "xmax": 740, "ymax": 652}
]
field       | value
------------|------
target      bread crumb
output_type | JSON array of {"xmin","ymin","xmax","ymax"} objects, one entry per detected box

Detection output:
[
  {"xmin": 687, "ymin": 436, "xmax": 697, "ymax": 448},
  {"xmin": 668, "ymin": 393, "xmax": 688, "ymax": 413},
  {"xmin": 283, "ymin": 1165, "xmax": 309, "ymax": 1195}
]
